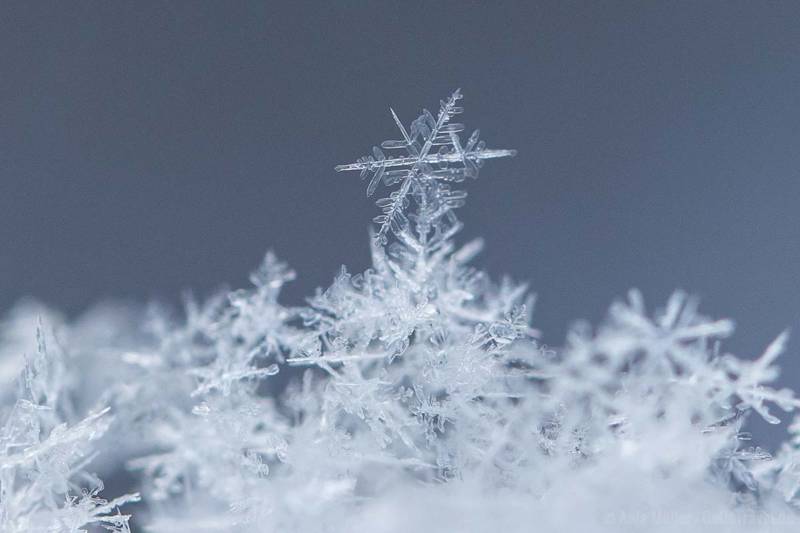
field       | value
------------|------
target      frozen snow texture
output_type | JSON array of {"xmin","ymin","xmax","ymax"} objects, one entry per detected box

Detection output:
[
  {"xmin": 2, "ymin": 91, "xmax": 800, "ymax": 532},
  {"xmin": 0, "ymin": 323, "xmax": 138, "ymax": 532}
]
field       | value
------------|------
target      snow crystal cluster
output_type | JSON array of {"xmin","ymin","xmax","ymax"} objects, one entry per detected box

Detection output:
[{"xmin": 3, "ymin": 91, "xmax": 800, "ymax": 532}]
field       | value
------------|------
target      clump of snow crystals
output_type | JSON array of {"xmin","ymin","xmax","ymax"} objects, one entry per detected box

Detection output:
[
  {"xmin": 2, "ymin": 91, "xmax": 800, "ymax": 532},
  {"xmin": 0, "ymin": 323, "xmax": 138, "ymax": 532}
]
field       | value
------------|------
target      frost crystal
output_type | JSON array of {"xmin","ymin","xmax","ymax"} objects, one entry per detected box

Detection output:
[
  {"xmin": 335, "ymin": 89, "xmax": 516, "ymax": 245},
  {"xmin": 2, "ymin": 90, "xmax": 800, "ymax": 532},
  {"xmin": 0, "ymin": 324, "xmax": 138, "ymax": 532}
]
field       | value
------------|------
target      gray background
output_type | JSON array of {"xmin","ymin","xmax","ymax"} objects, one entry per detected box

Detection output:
[{"xmin": 1, "ymin": 2, "xmax": 799, "ymax": 443}]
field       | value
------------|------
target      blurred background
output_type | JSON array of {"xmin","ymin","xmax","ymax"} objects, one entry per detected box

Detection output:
[{"xmin": 0, "ymin": 2, "xmax": 798, "ymax": 443}]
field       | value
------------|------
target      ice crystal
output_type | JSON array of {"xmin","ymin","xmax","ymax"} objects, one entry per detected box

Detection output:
[
  {"xmin": 1, "ymin": 90, "xmax": 800, "ymax": 532},
  {"xmin": 335, "ymin": 89, "xmax": 516, "ymax": 245},
  {"xmin": 0, "ymin": 324, "xmax": 138, "ymax": 532}
]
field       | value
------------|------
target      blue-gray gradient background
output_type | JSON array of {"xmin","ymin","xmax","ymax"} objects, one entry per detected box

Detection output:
[{"xmin": 1, "ymin": 2, "xmax": 799, "ymax": 446}]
